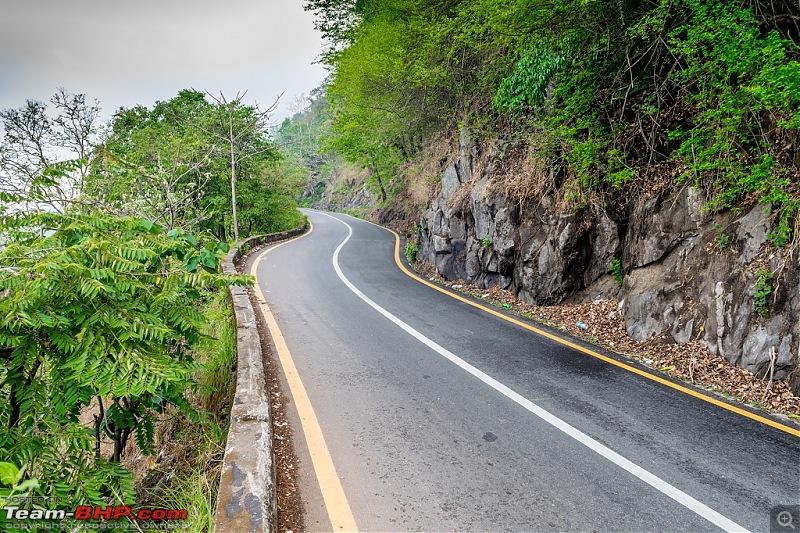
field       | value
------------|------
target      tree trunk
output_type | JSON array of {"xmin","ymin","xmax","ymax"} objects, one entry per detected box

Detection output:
[
  {"xmin": 231, "ymin": 152, "xmax": 238, "ymax": 242},
  {"xmin": 229, "ymin": 115, "xmax": 239, "ymax": 242},
  {"xmin": 7, "ymin": 360, "xmax": 40, "ymax": 429},
  {"xmin": 376, "ymin": 174, "xmax": 387, "ymax": 203}
]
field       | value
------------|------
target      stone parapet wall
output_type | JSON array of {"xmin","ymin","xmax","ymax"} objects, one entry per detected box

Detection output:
[{"xmin": 213, "ymin": 219, "xmax": 307, "ymax": 533}]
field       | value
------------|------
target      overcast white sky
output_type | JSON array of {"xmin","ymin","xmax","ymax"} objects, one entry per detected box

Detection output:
[{"xmin": 0, "ymin": 0, "xmax": 328, "ymax": 124}]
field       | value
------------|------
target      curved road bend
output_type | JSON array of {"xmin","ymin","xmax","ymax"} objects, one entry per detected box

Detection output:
[{"xmin": 247, "ymin": 209, "xmax": 799, "ymax": 533}]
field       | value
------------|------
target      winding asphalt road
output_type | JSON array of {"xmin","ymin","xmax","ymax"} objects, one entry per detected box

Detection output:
[{"xmin": 248, "ymin": 209, "xmax": 799, "ymax": 533}]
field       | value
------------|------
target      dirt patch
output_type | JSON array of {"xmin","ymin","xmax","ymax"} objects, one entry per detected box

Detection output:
[
  {"xmin": 248, "ymin": 287, "xmax": 305, "ymax": 533},
  {"xmin": 413, "ymin": 262, "xmax": 800, "ymax": 419}
]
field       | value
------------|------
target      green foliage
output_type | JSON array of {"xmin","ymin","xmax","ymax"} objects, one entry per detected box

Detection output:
[
  {"xmin": 148, "ymin": 289, "xmax": 235, "ymax": 533},
  {"xmin": 0, "ymin": 462, "xmax": 39, "ymax": 506},
  {"xmin": 766, "ymin": 199, "xmax": 798, "ymax": 248},
  {"xmin": 157, "ymin": 465, "xmax": 218, "ymax": 533},
  {"xmin": 274, "ymin": 89, "xmax": 360, "ymax": 210},
  {"xmin": 87, "ymin": 90, "xmax": 302, "ymax": 241},
  {"xmin": 0, "ymin": 212, "xmax": 250, "ymax": 508},
  {"xmin": 605, "ymin": 149, "xmax": 636, "ymax": 188},
  {"xmin": 276, "ymin": 89, "xmax": 338, "ymax": 175},
  {"xmin": 753, "ymin": 267, "xmax": 773, "ymax": 317},
  {"xmin": 325, "ymin": 85, "xmax": 404, "ymax": 204},
  {"xmin": 635, "ymin": 0, "xmax": 800, "ymax": 245},
  {"xmin": 609, "ymin": 259, "xmax": 624, "ymax": 287},
  {"xmin": 320, "ymin": 0, "xmax": 472, "ymax": 189},
  {"xmin": 85, "ymin": 91, "xmax": 214, "ymax": 230},
  {"xmin": 0, "ymin": 461, "xmax": 39, "ymax": 529},
  {"xmin": 405, "ymin": 241, "xmax": 418, "ymax": 263},
  {"xmin": 196, "ymin": 291, "xmax": 236, "ymax": 418},
  {"xmin": 481, "ymin": 236, "xmax": 492, "ymax": 247},
  {"xmin": 311, "ymin": 0, "xmax": 799, "ymax": 249},
  {"xmin": 713, "ymin": 223, "xmax": 730, "ymax": 251},
  {"xmin": 311, "ymin": 0, "xmax": 646, "ymax": 205},
  {"xmin": 494, "ymin": 43, "xmax": 567, "ymax": 114},
  {"xmin": 0, "ymin": 87, "xmax": 302, "ymax": 524}
]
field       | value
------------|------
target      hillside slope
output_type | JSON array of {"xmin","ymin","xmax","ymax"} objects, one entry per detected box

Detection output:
[
  {"xmin": 295, "ymin": 0, "xmax": 800, "ymax": 393},
  {"xmin": 414, "ymin": 130, "xmax": 799, "ymax": 394}
]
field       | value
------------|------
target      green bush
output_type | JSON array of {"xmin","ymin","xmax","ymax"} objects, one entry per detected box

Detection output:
[
  {"xmin": 713, "ymin": 223, "xmax": 730, "ymax": 250},
  {"xmin": 754, "ymin": 268, "xmax": 773, "ymax": 317},
  {"xmin": 405, "ymin": 241, "xmax": 418, "ymax": 262},
  {"xmin": 0, "ymin": 213, "xmax": 250, "ymax": 509},
  {"xmin": 494, "ymin": 42, "xmax": 567, "ymax": 114}
]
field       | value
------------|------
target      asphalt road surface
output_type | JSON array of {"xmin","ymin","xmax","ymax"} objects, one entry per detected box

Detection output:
[{"xmin": 248, "ymin": 209, "xmax": 800, "ymax": 533}]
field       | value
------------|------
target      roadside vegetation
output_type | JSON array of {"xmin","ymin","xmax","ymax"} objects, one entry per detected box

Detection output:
[
  {"xmin": 298, "ymin": 0, "xmax": 798, "ymax": 250},
  {"xmin": 274, "ymin": 88, "xmax": 374, "ymax": 210},
  {"xmin": 0, "ymin": 88, "xmax": 303, "ymax": 530},
  {"xmin": 145, "ymin": 289, "xmax": 236, "ymax": 533},
  {"xmin": 283, "ymin": 0, "xmax": 800, "ymax": 405}
]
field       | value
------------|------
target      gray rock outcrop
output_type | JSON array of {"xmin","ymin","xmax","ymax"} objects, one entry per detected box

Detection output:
[{"xmin": 416, "ymin": 133, "xmax": 799, "ymax": 391}]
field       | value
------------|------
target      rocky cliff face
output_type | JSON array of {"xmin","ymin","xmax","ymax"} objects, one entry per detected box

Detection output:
[{"xmin": 417, "ymin": 134, "xmax": 800, "ymax": 392}]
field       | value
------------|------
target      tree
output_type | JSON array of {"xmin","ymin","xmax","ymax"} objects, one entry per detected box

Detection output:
[
  {"xmin": 0, "ymin": 88, "xmax": 100, "ymax": 214},
  {"xmin": 86, "ymin": 90, "xmax": 215, "ymax": 230},
  {"xmin": 304, "ymin": 0, "xmax": 360, "ymax": 60},
  {"xmin": 87, "ymin": 90, "xmax": 302, "ymax": 241},
  {"xmin": 195, "ymin": 91, "xmax": 282, "ymax": 241},
  {"xmin": 275, "ymin": 87, "xmax": 341, "ymax": 191},
  {"xmin": 324, "ymin": 98, "xmax": 401, "ymax": 203}
]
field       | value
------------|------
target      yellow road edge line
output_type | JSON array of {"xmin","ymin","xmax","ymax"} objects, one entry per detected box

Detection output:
[
  {"xmin": 345, "ymin": 213, "xmax": 799, "ymax": 438},
  {"xmin": 250, "ymin": 221, "xmax": 359, "ymax": 533}
]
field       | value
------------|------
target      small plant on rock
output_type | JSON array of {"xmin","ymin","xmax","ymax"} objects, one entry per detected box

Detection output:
[
  {"xmin": 609, "ymin": 259, "xmax": 624, "ymax": 287},
  {"xmin": 754, "ymin": 268, "xmax": 772, "ymax": 317},
  {"xmin": 713, "ymin": 223, "xmax": 730, "ymax": 251},
  {"xmin": 405, "ymin": 241, "xmax": 418, "ymax": 263},
  {"xmin": 481, "ymin": 236, "xmax": 492, "ymax": 247}
]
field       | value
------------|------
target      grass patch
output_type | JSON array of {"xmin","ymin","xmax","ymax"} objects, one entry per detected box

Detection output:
[
  {"xmin": 340, "ymin": 207, "xmax": 367, "ymax": 219},
  {"xmin": 156, "ymin": 434, "xmax": 223, "ymax": 532}
]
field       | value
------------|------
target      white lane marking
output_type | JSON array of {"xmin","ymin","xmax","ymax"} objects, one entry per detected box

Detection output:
[{"xmin": 320, "ymin": 212, "xmax": 749, "ymax": 533}]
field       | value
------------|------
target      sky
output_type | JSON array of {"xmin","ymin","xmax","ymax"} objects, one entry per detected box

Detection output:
[{"xmin": 0, "ymin": 0, "xmax": 329, "ymax": 125}]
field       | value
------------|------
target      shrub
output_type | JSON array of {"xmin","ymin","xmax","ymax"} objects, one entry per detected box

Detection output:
[
  {"xmin": 405, "ymin": 241, "xmax": 418, "ymax": 262},
  {"xmin": 609, "ymin": 259, "xmax": 624, "ymax": 287},
  {"xmin": 754, "ymin": 267, "xmax": 773, "ymax": 317},
  {"xmin": 0, "ymin": 212, "xmax": 249, "ymax": 509}
]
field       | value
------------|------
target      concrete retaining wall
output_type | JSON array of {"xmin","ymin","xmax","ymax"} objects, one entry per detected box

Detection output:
[{"xmin": 213, "ymin": 221, "xmax": 307, "ymax": 533}]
